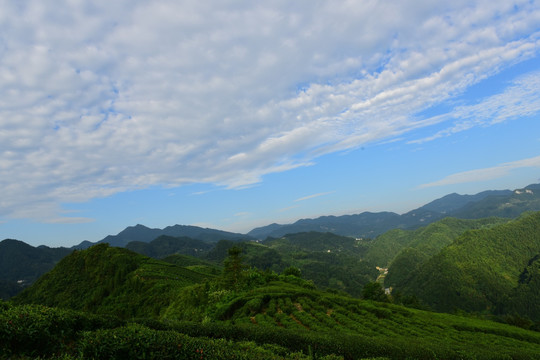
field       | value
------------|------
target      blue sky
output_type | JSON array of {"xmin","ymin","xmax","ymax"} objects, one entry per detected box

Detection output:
[{"xmin": 1, "ymin": 1, "xmax": 540, "ymax": 247}]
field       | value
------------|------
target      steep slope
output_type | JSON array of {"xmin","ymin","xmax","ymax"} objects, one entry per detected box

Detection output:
[
  {"xmin": 451, "ymin": 184, "xmax": 540, "ymax": 219},
  {"xmin": 414, "ymin": 189, "xmax": 512, "ymax": 214},
  {"xmin": 13, "ymin": 244, "xmax": 214, "ymax": 318},
  {"xmin": 369, "ymin": 217, "xmax": 507, "ymax": 267},
  {"xmin": 0, "ymin": 239, "xmax": 72, "ymax": 299},
  {"xmin": 393, "ymin": 211, "xmax": 540, "ymax": 320}
]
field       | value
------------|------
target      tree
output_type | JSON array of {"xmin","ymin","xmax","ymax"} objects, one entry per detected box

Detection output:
[
  {"xmin": 283, "ymin": 266, "xmax": 302, "ymax": 278},
  {"xmin": 362, "ymin": 282, "xmax": 389, "ymax": 302},
  {"xmin": 222, "ymin": 246, "xmax": 247, "ymax": 290}
]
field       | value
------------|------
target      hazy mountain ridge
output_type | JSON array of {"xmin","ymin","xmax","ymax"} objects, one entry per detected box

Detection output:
[
  {"xmin": 248, "ymin": 183, "xmax": 540, "ymax": 239},
  {"xmin": 75, "ymin": 223, "xmax": 254, "ymax": 249},
  {"xmin": 414, "ymin": 189, "xmax": 513, "ymax": 214}
]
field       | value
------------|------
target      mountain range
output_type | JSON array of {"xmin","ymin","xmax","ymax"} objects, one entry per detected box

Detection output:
[
  {"xmin": 74, "ymin": 224, "xmax": 254, "ymax": 249},
  {"xmin": 78, "ymin": 182, "xmax": 540, "ymax": 249},
  {"xmin": 5, "ymin": 183, "xmax": 540, "ymax": 358},
  {"xmin": 249, "ymin": 183, "xmax": 540, "ymax": 238},
  {"xmin": 2, "ymin": 182, "xmax": 540, "ymax": 301}
]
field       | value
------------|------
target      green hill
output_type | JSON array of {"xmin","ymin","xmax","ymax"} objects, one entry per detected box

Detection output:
[
  {"xmin": 263, "ymin": 231, "xmax": 368, "ymax": 255},
  {"xmin": 204, "ymin": 236, "xmax": 375, "ymax": 297},
  {"xmin": 0, "ymin": 239, "xmax": 72, "ymax": 299},
  {"xmin": 368, "ymin": 217, "xmax": 507, "ymax": 267},
  {"xmin": 125, "ymin": 235, "xmax": 212, "ymax": 258},
  {"xmin": 162, "ymin": 253, "xmax": 223, "ymax": 276},
  {"xmin": 12, "ymin": 244, "xmax": 214, "ymax": 318},
  {"xmin": 390, "ymin": 211, "xmax": 540, "ymax": 321}
]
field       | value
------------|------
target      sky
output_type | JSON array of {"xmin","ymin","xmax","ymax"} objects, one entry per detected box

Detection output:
[{"xmin": 1, "ymin": 1, "xmax": 540, "ymax": 248}]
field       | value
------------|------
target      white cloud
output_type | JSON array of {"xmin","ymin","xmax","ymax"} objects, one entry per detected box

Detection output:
[
  {"xmin": 294, "ymin": 192, "xmax": 335, "ymax": 202},
  {"xmin": 1, "ymin": 0, "xmax": 540, "ymax": 221},
  {"xmin": 278, "ymin": 205, "xmax": 300, "ymax": 213},
  {"xmin": 409, "ymin": 70, "xmax": 540, "ymax": 144},
  {"xmin": 419, "ymin": 155, "xmax": 540, "ymax": 188},
  {"xmin": 234, "ymin": 212, "xmax": 250, "ymax": 217}
]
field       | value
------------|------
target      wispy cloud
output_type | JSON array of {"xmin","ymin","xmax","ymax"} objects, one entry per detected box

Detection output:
[
  {"xmin": 1, "ymin": 1, "xmax": 540, "ymax": 222},
  {"xmin": 278, "ymin": 205, "xmax": 301, "ymax": 213},
  {"xmin": 234, "ymin": 212, "xmax": 250, "ymax": 217},
  {"xmin": 419, "ymin": 155, "xmax": 540, "ymax": 188},
  {"xmin": 294, "ymin": 191, "xmax": 336, "ymax": 202},
  {"xmin": 410, "ymin": 71, "xmax": 540, "ymax": 144}
]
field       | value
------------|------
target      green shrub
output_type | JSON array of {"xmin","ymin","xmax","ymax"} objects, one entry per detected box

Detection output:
[
  {"xmin": 78, "ymin": 323, "xmax": 306, "ymax": 359},
  {"xmin": 0, "ymin": 304, "xmax": 123, "ymax": 358}
]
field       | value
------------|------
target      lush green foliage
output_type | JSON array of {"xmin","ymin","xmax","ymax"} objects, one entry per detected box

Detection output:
[
  {"xmin": 0, "ymin": 239, "xmax": 72, "ymax": 299},
  {"xmin": 391, "ymin": 211, "xmax": 540, "ymax": 322},
  {"xmin": 261, "ymin": 232, "xmax": 376, "ymax": 296},
  {"xmin": 8, "ymin": 241, "xmax": 540, "ymax": 359},
  {"xmin": 12, "ymin": 244, "xmax": 214, "ymax": 318},
  {"xmin": 5, "ymin": 298, "xmax": 540, "ymax": 359},
  {"xmin": 263, "ymin": 232, "xmax": 367, "ymax": 255},
  {"xmin": 204, "ymin": 236, "xmax": 376, "ymax": 296},
  {"xmin": 126, "ymin": 235, "xmax": 212, "ymax": 258},
  {"xmin": 162, "ymin": 254, "xmax": 222, "ymax": 276},
  {"xmin": 369, "ymin": 217, "xmax": 507, "ymax": 267},
  {"xmin": 0, "ymin": 303, "xmax": 123, "ymax": 358}
]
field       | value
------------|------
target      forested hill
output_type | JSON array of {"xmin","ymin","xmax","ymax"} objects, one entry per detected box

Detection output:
[
  {"xmin": 388, "ymin": 211, "xmax": 540, "ymax": 322},
  {"xmin": 367, "ymin": 217, "xmax": 508, "ymax": 267},
  {"xmin": 12, "ymin": 243, "xmax": 214, "ymax": 318},
  {"xmin": 0, "ymin": 239, "xmax": 71, "ymax": 300},
  {"xmin": 125, "ymin": 235, "xmax": 213, "ymax": 258}
]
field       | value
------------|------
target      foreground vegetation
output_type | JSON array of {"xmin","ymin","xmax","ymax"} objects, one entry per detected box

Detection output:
[
  {"xmin": 7, "ymin": 243, "xmax": 540, "ymax": 359},
  {"xmin": 4, "ymin": 294, "xmax": 540, "ymax": 359}
]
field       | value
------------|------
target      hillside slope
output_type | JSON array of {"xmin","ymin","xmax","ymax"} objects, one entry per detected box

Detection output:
[
  {"xmin": 392, "ymin": 211, "xmax": 540, "ymax": 320},
  {"xmin": 13, "ymin": 244, "xmax": 213, "ymax": 318},
  {"xmin": 0, "ymin": 239, "xmax": 71, "ymax": 299},
  {"xmin": 125, "ymin": 235, "xmax": 212, "ymax": 258}
]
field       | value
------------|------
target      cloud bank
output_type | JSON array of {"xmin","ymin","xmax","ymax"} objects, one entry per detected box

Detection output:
[{"xmin": 1, "ymin": 0, "xmax": 540, "ymax": 222}]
